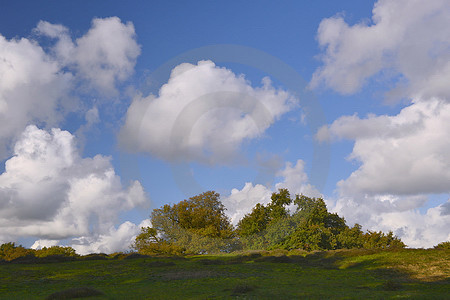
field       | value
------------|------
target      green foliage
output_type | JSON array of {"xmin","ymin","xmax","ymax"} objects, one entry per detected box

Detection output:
[
  {"xmin": 132, "ymin": 226, "xmax": 185, "ymax": 255},
  {"xmin": 336, "ymin": 224, "xmax": 364, "ymax": 248},
  {"xmin": 135, "ymin": 191, "xmax": 238, "ymax": 255},
  {"xmin": 35, "ymin": 246, "xmax": 78, "ymax": 258},
  {"xmin": 236, "ymin": 189, "xmax": 405, "ymax": 252},
  {"xmin": 152, "ymin": 191, "xmax": 234, "ymax": 239},
  {"xmin": 267, "ymin": 188, "xmax": 292, "ymax": 221},
  {"xmin": 237, "ymin": 190, "xmax": 345, "ymax": 251},
  {"xmin": 362, "ymin": 231, "xmax": 405, "ymax": 249},
  {"xmin": 434, "ymin": 241, "xmax": 450, "ymax": 249},
  {"xmin": 134, "ymin": 188, "xmax": 405, "ymax": 254},
  {"xmin": 284, "ymin": 225, "xmax": 337, "ymax": 251},
  {"xmin": 0, "ymin": 243, "xmax": 78, "ymax": 261},
  {"xmin": 0, "ymin": 242, "xmax": 34, "ymax": 261},
  {"xmin": 236, "ymin": 203, "xmax": 269, "ymax": 237}
]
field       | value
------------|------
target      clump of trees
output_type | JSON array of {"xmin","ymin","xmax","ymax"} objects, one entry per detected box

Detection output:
[
  {"xmin": 0, "ymin": 242, "xmax": 78, "ymax": 261},
  {"xmin": 133, "ymin": 191, "xmax": 238, "ymax": 255},
  {"xmin": 133, "ymin": 189, "xmax": 405, "ymax": 255},
  {"xmin": 0, "ymin": 189, "xmax": 408, "ymax": 259},
  {"xmin": 236, "ymin": 189, "xmax": 404, "ymax": 251}
]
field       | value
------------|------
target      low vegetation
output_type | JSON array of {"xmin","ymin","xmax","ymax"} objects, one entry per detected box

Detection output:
[
  {"xmin": 0, "ymin": 243, "xmax": 78, "ymax": 262},
  {"xmin": 0, "ymin": 248, "xmax": 448, "ymax": 299}
]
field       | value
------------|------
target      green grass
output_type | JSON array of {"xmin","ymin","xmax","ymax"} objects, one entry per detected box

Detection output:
[{"xmin": 0, "ymin": 249, "xmax": 448, "ymax": 299}]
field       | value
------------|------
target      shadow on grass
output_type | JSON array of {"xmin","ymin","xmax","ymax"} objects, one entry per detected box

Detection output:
[
  {"xmin": 9, "ymin": 254, "xmax": 77, "ymax": 264},
  {"xmin": 230, "ymin": 283, "xmax": 256, "ymax": 296},
  {"xmin": 4, "ymin": 249, "xmax": 449, "ymax": 298},
  {"xmin": 46, "ymin": 286, "xmax": 104, "ymax": 299}
]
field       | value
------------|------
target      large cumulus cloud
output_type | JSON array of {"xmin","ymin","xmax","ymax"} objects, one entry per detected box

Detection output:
[
  {"xmin": 36, "ymin": 17, "xmax": 140, "ymax": 95},
  {"xmin": 311, "ymin": 0, "xmax": 450, "ymax": 247},
  {"xmin": 310, "ymin": 0, "xmax": 450, "ymax": 101},
  {"xmin": 0, "ymin": 34, "xmax": 72, "ymax": 159},
  {"xmin": 0, "ymin": 17, "xmax": 140, "ymax": 160},
  {"xmin": 0, "ymin": 125, "xmax": 148, "ymax": 253},
  {"xmin": 318, "ymin": 98, "xmax": 450, "ymax": 196},
  {"xmin": 331, "ymin": 195, "xmax": 450, "ymax": 248},
  {"xmin": 119, "ymin": 60, "xmax": 296, "ymax": 164},
  {"xmin": 323, "ymin": 99, "xmax": 450, "ymax": 247}
]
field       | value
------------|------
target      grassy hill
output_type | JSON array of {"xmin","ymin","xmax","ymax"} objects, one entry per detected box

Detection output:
[{"xmin": 0, "ymin": 248, "xmax": 448, "ymax": 299}]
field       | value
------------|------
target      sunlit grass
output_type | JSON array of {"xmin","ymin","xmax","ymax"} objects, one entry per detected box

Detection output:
[{"xmin": 0, "ymin": 248, "xmax": 448, "ymax": 299}]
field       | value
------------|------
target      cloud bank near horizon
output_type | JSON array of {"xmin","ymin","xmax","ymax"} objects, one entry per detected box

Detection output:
[{"xmin": 0, "ymin": 125, "xmax": 148, "ymax": 254}]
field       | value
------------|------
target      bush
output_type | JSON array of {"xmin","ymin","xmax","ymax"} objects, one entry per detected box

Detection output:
[
  {"xmin": 0, "ymin": 242, "xmax": 35, "ymax": 261},
  {"xmin": 82, "ymin": 253, "xmax": 109, "ymax": 260},
  {"xmin": 35, "ymin": 246, "xmax": 78, "ymax": 258},
  {"xmin": 434, "ymin": 241, "xmax": 450, "ymax": 249},
  {"xmin": 362, "ymin": 231, "xmax": 405, "ymax": 249},
  {"xmin": 134, "ymin": 191, "xmax": 239, "ymax": 255}
]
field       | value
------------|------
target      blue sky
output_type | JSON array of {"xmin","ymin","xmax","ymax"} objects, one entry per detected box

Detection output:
[{"xmin": 0, "ymin": 0, "xmax": 448, "ymax": 253}]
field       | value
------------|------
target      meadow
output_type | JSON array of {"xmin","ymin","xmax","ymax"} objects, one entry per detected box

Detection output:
[{"xmin": 0, "ymin": 248, "xmax": 448, "ymax": 299}]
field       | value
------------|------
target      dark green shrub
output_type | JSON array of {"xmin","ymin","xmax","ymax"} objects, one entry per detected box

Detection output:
[{"xmin": 82, "ymin": 253, "xmax": 108, "ymax": 260}]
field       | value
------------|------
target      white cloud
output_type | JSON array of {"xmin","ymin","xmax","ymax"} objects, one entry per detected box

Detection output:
[
  {"xmin": 319, "ymin": 99, "xmax": 450, "ymax": 196},
  {"xmin": 0, "ymin": 17, "xmax": 140, "ymax": 160},
  {"xmin": 70, "ymin": 219, "xmax": 151, "ymax": 255},
  {"xmin": 309, "ymin": 0, "xmax": 450, "ymax": 248},
  {"xmin": 275, "ymin": 159, "xmax": 322, "ymax": 197},
  {"xmin": 331, "ymin": 195, "xmax": 449, "ymax": 248},
  {"xmin": 318, "ymin": 98, "xmax": 450, "ymax": 247},
  {"xmin": 0, "ymin": 34, "xmax": 73, "ymax": 159},
  {"xmin": 0, "ymin": 125, "xmax": 148, "ymax": 252},
  {"xmin": 36, "ymin": 17, "xmax": 140, "ymax": 95},
  {"xmin": 31, "ymin": 239, "xmax": 59, "ymax": 250},
  {"xmin": 223, "ymin": 183, "xmax": 272, "ymax": 225},
  {"xmin": 310, "ymin": 0, "xmax": 450, "ymax": 100},
  {"xmin": 223, "ymin": 159, "xmax": 320, "ymax": 224},
  {"xmin": 119, "ymin": 60, "xmax": 296, "ymax": 164}
]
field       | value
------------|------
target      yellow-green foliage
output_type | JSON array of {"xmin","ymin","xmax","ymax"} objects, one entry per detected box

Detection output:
[
  {"xmin": 237, "ymin": 190, "xmax": 349, "ymax": 251},
  {"xmin": 135, "ymin": 191, "xmax": 238, "ymax": 255},
  {"xmin": 0, "ymin": 243, "xmax": 78, "ymax": 261},
  {"xmin": 133, "ymin": 229, "xmax": 184, "ymax": 256},
  {"xmin": 0, "ymin": 242, "xmax": 34, "ymax": 261},
  {"xmin": 35, "ymin": 246, "xmax": 78, "ymax": 258},
  {"xmin": 237, "ymin": 190, "xmax": 405, "ymax": 251},
  {"xmin": 134, "ymin": 189, "xmax": 406, "ymax": 255}
]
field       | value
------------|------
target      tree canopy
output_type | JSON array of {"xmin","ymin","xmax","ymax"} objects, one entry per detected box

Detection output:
[
  {"xmin": 133, "ymin": 191, "xmax": 237, "ymax": 255},
  {"xmin": 134, "ymin": 189, "xmax": 405, "ymax": 255},
  {"xmin": 236, "ymin": 189, "xmax": 404, "ymax": 251}
]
